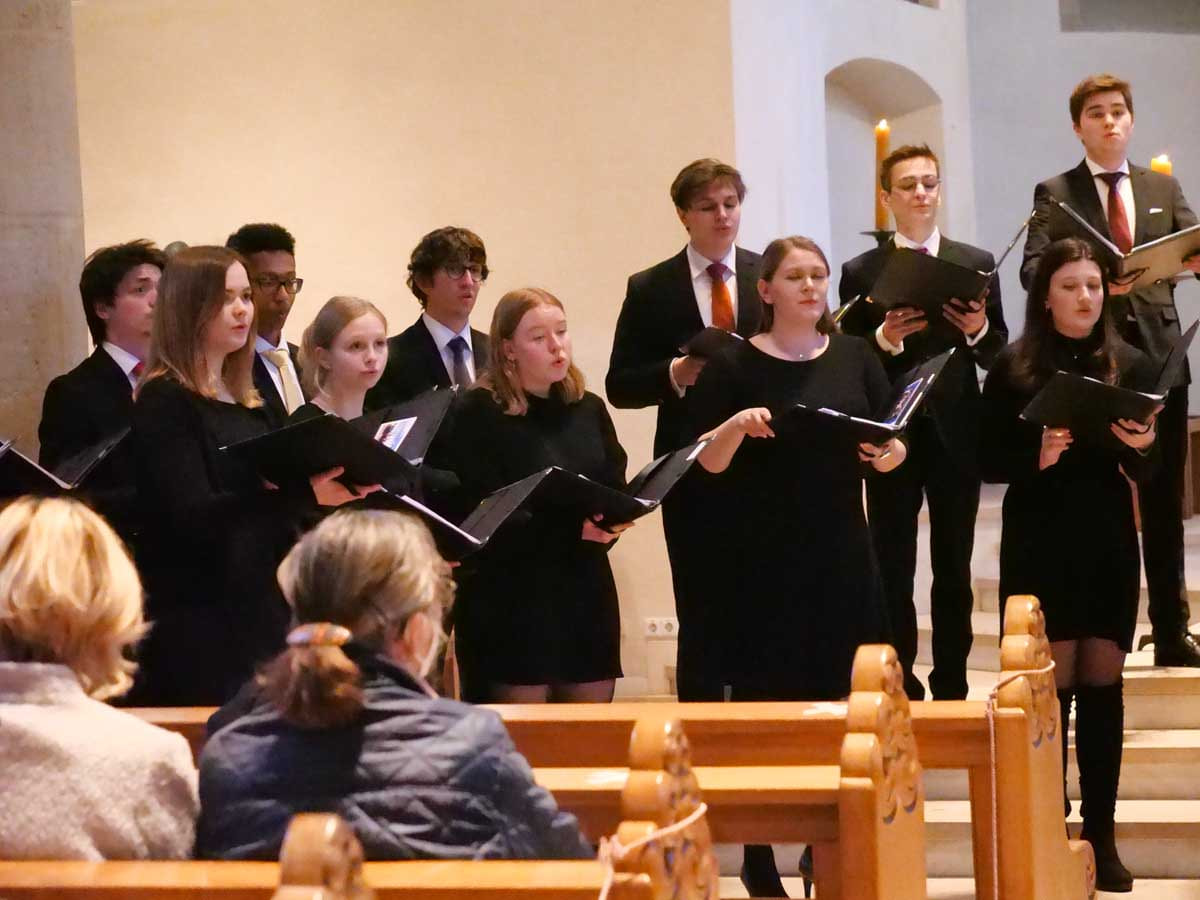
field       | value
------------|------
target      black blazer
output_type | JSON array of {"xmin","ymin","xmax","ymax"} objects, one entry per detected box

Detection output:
[
  {"xmin": 838, "ymin": 236, "xmax": 1008, "ymax": 471},
  {"xmin": 366, "ymin": 318, "xmax": 492, "ymax": 412},
  {"xmin": 606, "ymin": 246, "xmax": 763, "ymax": 457},
  {"xmin": 252, "ymin": 342, "xmax": 305, "ymax": 428},
  {"xmin": 37, "ymin": 346, "xmax": 139, "ymax": 536},
  {"xmin": 1022, "ymin": 160, "xmax": 1198, "ymax": 382}
]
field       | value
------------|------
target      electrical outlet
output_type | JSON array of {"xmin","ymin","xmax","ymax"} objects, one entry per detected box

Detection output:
[{"xmin": 644, "ymin": 616, "xmax": 680, "ymax": 639}]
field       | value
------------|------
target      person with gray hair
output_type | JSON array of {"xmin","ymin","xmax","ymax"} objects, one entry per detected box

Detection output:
[{"xmin": 195, "ymin": 508, "xmax": 590, "ymax": 862}]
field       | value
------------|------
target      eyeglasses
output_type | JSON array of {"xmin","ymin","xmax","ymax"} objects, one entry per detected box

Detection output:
[
  {"xmin": 443, "ymin": 263, "xmax": 487, "ymax": 283},
  {"xmin": 252, "ymin": 276, "xmax": 304, "ymax": 294},
  {"xmin": 892, "ymin": 176, "xmax": 941, "ymax": 193}
]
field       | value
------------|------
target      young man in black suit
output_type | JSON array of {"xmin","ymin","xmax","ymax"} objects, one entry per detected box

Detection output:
[
  {"xmin": 38, "ymin": 239, "xmax": 166, "ymax": 537},
  {"xmin": 226, "ymin": 223, "xmax": 306, "ymax": 427},
  {"xmin": 366, "ymin": 226, "xmax": 492, "ymax": 411},
  {"xmin": 607, "ymin": 158, "xmax": 763, "ymax": 704},
  {"xmin": 1022, "ymin": 74, "xmax": 1200, "ymax": 668},
  {"xmin": 839, "ymin": 144, "xmax": 1008, "ymax": 701}
]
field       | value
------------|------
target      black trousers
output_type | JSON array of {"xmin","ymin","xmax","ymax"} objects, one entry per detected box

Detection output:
[
  {"xmin": 867, "ymin": 415, "xmax": 979, "ymax": 700},
  {"xmin": 662, "ymin": 493, "xmax": 726, "ymax": 701},
  {"xmin": 1139, "ymin": 384, "xmax": 1194, "ymax": 638}
]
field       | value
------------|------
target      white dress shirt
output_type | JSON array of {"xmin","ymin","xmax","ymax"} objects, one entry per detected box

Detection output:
[
  {"xmin": 671, "ymin": 244, "xmax": 739, "ymax": 396},
  {"xmin": 876, "ymin": 227, "xmax": 989, "ymax": 354},
  {"xmin": 101, "ymin": 342, "xmax": 141, "ymax": 389},
  {"xmin": 421, "ymin": 312, "xmax": 476, "ymax": 384},
  {"xmin": 254, "ymin": 334, "xmax": 305, "ymax": 407},
  {"xmin": 1085, "ymin": 156, "xmax": 1136, "ymax": 241}
]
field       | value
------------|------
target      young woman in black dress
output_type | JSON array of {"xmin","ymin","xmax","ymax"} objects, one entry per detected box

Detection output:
[
  {"xmin": 131, "ymin": 247, "xmax": 370, "ymax": 705},
  {"xmin": 447, "ymin": 287, "xmax": 631, "ymax": 703},
  {"xmin": 979, "ymin": 238, "xmax": 1157, "ymax": 893},
  {"xmin": 290, "ymin": 296, "xmax": 388, "ymax": 423}
]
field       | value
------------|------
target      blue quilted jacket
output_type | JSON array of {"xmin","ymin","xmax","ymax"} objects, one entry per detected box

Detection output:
[{"xmin": 194, "ymin": 648, "xmax": 591, "ymax": 860}]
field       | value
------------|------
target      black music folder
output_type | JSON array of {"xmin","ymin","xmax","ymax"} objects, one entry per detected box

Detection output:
[
  {"xmin": 222, "ymin": 413, "xmax": 418, "ymax": 488},
  {"xmin": 388, "ymin": 492, "xmax": 485, "ymax": 561},
  {"xmin": 0, "ymin": 429, "xmax": 128, "ymax": 499},
  {"xmin": 353, "ymin": 386, "xmax": 455, "ymax": 465},
  {"xmin": 1021, "ymin": 320, "xmax": 1199, "ymax": 434},
  {"xmin": 1048, "ymin": 199, "xmax": 1200, "ymax": 295},
  {"xmin": 456, "ymin": 439, "xmax": 711, "ymax": 543},
  {"xmin": 680, "ymin": 327, "xmax": 744, "ymax": 359},
  {"xmin": 776, "ymin": 348, "xmax": 956, "ymax": 444}
]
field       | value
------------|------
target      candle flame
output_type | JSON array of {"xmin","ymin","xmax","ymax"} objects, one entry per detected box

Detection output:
[{"xmin": 876, "ymin": 119, "xmax": 889, "ymax": 131}]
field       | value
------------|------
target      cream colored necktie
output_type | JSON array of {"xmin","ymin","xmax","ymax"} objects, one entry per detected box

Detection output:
[{"xmin": 264, "ymin": 349, "xmax": 302, "ymax": 413}]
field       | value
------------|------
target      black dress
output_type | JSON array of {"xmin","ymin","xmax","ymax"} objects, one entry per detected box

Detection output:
[
  {"xmin": 688, "ymin": 334, "xmax": 893, "ymax": 700},
  {"xmin": 979, "ymin": 334, "xmax": 1158, "ymax": 650},
  {"xmin": 131, "ymin": 377, "xmax": 315, "ymax": 705},
  {"xmin": 446, "ymin": 387, "xmax": 627, "ymax": 687}
]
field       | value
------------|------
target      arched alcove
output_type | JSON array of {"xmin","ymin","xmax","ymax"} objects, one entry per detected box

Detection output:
[{"xmin": 824, "ymin": 58, "xmax": 943, "ymax": 298}]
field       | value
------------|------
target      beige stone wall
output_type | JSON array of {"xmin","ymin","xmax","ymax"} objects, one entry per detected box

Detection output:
[
  {"xmin": 2, "ymin": 0, "xmax": 85, "ymax": 451},
  {"xmin": 71, "ymin": 0, "xmax": 736, "ymax": 693}
]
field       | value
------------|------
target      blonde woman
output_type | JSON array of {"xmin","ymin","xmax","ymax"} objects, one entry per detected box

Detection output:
[
  {"xmin": 442, "ymin": 288, "xmax": 631, "ymax": 703},
  {"xmin": 291, "ymin": 296, "xmax": 389, "ymax": 422},
  {"xmin": 0, "ymin": 497, "xmax": 197, "ymax": 859},
  {"xmin": 132, "ymin": 246, "xmax": 370, "ymax": 706},
  {"xmin": 196, "ymin": 509, "xmax": 589, "ymax": 861}
]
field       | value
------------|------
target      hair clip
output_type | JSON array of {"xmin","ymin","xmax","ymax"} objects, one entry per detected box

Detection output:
[{"xmin": 286, "ymin": 622, "xmax": 353, "ymax": 647}]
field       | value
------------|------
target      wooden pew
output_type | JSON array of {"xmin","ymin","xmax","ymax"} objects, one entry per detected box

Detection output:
[
  {"xmin": 0, "ymin": 717, "xmax": 718, "ymax": 899},
  {"xmin": 129, "ymin": 599, "xmax": 1090, "ymax": 900}
]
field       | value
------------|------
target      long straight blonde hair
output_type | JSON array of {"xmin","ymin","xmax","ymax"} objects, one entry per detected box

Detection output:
[
  {"xmin": 140, "ymin": 245, "xmax": 261, "ymax": 406},
  {"xmin": 298, "ymin": 296, "xmax": 388, "ymax": 398}
]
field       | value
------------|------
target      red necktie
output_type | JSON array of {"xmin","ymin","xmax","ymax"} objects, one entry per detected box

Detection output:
[
  {"xmin": 1098, "ymin": 172, "xmax": 1134, "ymax": 254},
  {"xmin": 916, "ymin": 247, "xmax": 930, "ymax": 255},
  {"xmin": 131, "ymin": 361, "xmax": 144, "ymax": 379},
  {"xmin": 707, "ymin": 262, "xmax": 735, "ymax": 332}
]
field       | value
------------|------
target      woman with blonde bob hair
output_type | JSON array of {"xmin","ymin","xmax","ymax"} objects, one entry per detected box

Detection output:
[
  {"xmin": 440, "ymin": 287, "xmax": 631, "ymax": 703},
  {"xmin": 196, "ymin": 509, "xmax": 590, "ymax": 862},
  {"xmin": 293, "ymin": 296, "xmax": 389, "ymax": 420},
  {"xmin": 131, "ymin": 247, "xmax": 369, "ymax": 706},
  {"xmin": 0, "ymin": 497, "xmax": 198, "ymax": 859}
]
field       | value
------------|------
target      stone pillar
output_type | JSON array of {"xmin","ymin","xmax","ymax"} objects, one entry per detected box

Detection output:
[{"xmin": 0, "ymin": 0, "xmax": 85, "ymax": 453}]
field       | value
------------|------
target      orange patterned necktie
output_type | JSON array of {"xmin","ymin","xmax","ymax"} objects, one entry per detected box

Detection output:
[{"xmin": 707, "ymin": 262, "xmax": 735, "ymax": 332}]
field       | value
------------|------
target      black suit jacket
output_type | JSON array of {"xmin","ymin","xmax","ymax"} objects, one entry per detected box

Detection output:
[
  {"xmin": 838, "ymin": 236, "xmax": 1007, "ymax": 471},
  {"xmin": 366, "ymin": 318, "xmax": 491, "ymax": 412},
  {"xmin": 252, "ymin": 342, "xmax": 306, "ymax": 428},
  {"xmin": 1022, "ymin": 160, "xmax": 1197, "ymax": 382},
  {"xmin": 606, "ymin": 246, "xmax": 763, "ymax": 457},
  {"xmin": 37, "ymin": 346, "xmax": 139, "ymax": 536}
]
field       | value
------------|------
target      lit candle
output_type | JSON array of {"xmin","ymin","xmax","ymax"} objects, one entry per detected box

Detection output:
[
  {"xmin": 875, "ymin": 119, "xmax": 891, "ymax": 230},
  {"xmin": 1151, "ymin": 154, "xmax": 1173, "ymax": 176}
]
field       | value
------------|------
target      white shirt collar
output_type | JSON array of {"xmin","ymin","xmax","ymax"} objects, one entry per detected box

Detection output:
[
  {"xmin": 101, "ymin": 341, "xmax": 141, "ymax": 377},
  {"xmin": 1085, "ymin": 156, "xmax": 1130, "ymax": 178},
  {"xmin": 254, "ymin": 333, "xmax": 288, "ymax": 354},
  {"xmin": 893, "ymin": 227, "xmax": 941, "ymax": 257},
  {"xmin": 421, "ymin": 312, "xmax": 473, "ymax": 353},
  {"xmin": 686, "ymin": 243, "xmax": 737, "ymax": 282}
]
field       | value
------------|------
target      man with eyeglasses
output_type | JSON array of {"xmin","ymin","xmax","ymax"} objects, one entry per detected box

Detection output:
[
  {"xmin": 226, "ymin": 223, "xmax": 307, "ymax": 427},
  {"xmin": 366, "ymin": 226, "xmax": 491, "ymax": 410},
  {"xmin": 838, "ymin": 143, "xmax": 1008, "ymax": 702}
]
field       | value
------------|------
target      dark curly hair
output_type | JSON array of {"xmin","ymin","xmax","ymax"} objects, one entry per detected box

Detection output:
[{"xmin": 406, "ymin": 227, "xmax": 488, "ymax": 307}]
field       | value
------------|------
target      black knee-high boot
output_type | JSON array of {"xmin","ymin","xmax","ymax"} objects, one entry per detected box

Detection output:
[
  {"xmin": 1075, "ymin": 682, "xmax": 1132, "ymax": 893},
  {"xmin": 741, "ymin": 844, "xmax": 787, "ymax": 897},
  {"xmin": 1057, "ymin": 688, "xmax": 1074, "ymax": 818}
]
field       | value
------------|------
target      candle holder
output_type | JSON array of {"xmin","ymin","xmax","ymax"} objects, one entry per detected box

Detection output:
[{"xmin": 860, "ymin": 229, "xmax": 895, "ymax": 248}]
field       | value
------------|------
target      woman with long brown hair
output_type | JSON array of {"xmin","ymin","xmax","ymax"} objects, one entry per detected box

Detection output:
[
  {"xmin": 979, "ymin": 237, "xmax": 1157, "ymax": 892},
  {"xmin": 443, "ymin": 287, "xmax": 630, "ymax": 703},
  {"xmin": 131, "ymin": 246, "xmax": 370, "ymax": 706}
]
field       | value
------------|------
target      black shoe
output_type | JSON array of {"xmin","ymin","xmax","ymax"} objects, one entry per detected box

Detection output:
[
  {"xmin": 1153, "ymin": 632, "xmax": 1200, "ymax": 667},
  {"xmin": 1082, "ymin": 828, "xmax": 1133, "ymax": 893},
  {"xmin": 798, "ymin": 845, "xmax": 814, "ymax": 898},
  {"xmin": 741, "ymin": 845, "xmax": 788, "ymax": 897}
]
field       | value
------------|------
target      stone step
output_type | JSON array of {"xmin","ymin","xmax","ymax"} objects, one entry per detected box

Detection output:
[
  {"xmin": 924, "ymin": 799, "xmax": 1200, "ymax": 879},
  {"xmin": 922, "ymin": 729, "xmax": 1200, "ymax": 802}
]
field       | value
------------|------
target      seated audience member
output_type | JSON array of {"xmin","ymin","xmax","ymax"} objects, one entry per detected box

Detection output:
[
  {"xmin": 131, "ymin": 247, "xmax": 369, "ymax": 706},
  {"xmin": 38, "ymin": 239, "xmax": 165, "ymax": 539},
  {"xmin": 0, "ymin": 497, "xmax": 198, "ymax": 860},
  {"xmin": 196, "ymin": 509, "xmax": 590, "ymax": 861},
  {"xmin": 366, "ymin": 226, "xmax": 492, "ymax": 410},
  {"xmin": 291, "ymin": 296, "xmax": 389, "ymax": 422},
  {"xmin": 226, "ymin": 223, "xmax": 307, "ymax": 426}
]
